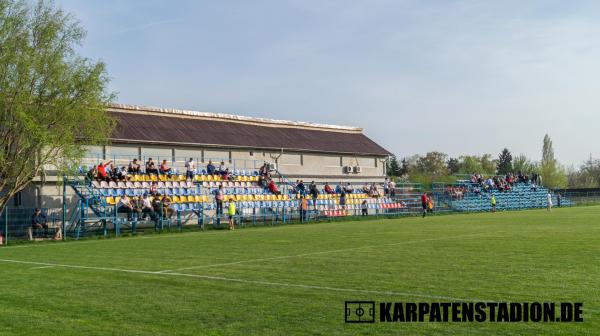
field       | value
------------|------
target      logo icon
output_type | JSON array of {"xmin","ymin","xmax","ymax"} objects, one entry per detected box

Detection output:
[{"xmin": 345, "ymin": 301, "xmax": 375, "ymax": 323}]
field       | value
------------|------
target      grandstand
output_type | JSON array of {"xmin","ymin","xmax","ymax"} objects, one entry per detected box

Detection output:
[
  {"xmin": 64, "ymin": 169, "xmax": 422, "ymax": 238},
  {"xmin": 433, "ymin": 180, "xmax": 574, "ymax": 212}
]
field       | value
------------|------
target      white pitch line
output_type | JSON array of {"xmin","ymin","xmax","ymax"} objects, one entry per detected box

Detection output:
[
  {"xmin": 157, "ymin": 231, "xmax": 503, "ymax": 273},
  {"xmin": 0, "ymin": 258, "xmax": 498, "ymax": 302},
  {"xmin": 1, "ymin": 258, "xmax": 597, "ymax": 314},
  {"xmin": 30, "ymin": 265, "xmax": 56, "ymax": 270}
]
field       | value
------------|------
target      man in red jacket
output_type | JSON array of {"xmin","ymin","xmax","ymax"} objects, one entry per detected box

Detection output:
[{"xmin": 421, "ymin": 193, "xmax": 428, "ymax": 218}]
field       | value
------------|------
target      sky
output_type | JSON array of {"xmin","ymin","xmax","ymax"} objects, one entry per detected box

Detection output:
[{"xmin": 54, "ymin": 0, "xmax": 600, "ymax": 167}]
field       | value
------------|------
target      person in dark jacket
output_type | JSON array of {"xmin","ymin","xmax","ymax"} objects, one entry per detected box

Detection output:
[{"xmin": 31, "ymin": 208, "xmax": 48, "ymax": 238}]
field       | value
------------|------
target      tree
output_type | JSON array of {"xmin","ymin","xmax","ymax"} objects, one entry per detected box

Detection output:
[
  {"xmin": 457, "ymin": 154, "xmax": 495, "ymax": 175},
  {"xmin": 447, "ymin": 157, "xmax": 460, "ymax": 175},
  {"xmin": 386, "ymin": 155, "xmax": 401, "ymax": 177},
  {"xmin": 567, "ymin": 156, "xmax": 600, "ymax": 188},
  {"xmin": 479, "ymin": 154, "xmax": 497, "ymax": 175},
  {"xmin": 0, "ymin": 0, "xmax": 115, "ymax": 213},
  {"xmin": 496, "ymin": 148, "xmax": 513, "ymax": 175},
  {"xmin": 399, "ymin": 158, "xmax": 409, "ymax": 177},
  {"xmin": 416, "ymin": 151, "xmax": 448, "ymax": 176},
  {"xmin": 538, "ymin": 134, "xmax": 567, "ymax": 189},
  {"xmin": 512, "ymin": 154, "xmax": 535, "ymax": 174}
]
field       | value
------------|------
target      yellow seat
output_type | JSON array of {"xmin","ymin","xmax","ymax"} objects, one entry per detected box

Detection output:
[
  {"xmin": 150, "ymin": 175, "xmax": 158, "ymax": 182},
  {"xmin": 106, "ymin": 197, "xmax": 115, "ymax": 205},
  {"xmin": 114, "ymin": 196, "xmax": 121, "ymax": 204},
  {"xmin": 172, "ymin": 196, "xmax": 180, "ymax": 203}
]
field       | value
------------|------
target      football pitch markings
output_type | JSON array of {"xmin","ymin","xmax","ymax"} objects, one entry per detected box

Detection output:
[{"xmin": 157, "ymin": 231, "xmax": 503, "ymax": 273}]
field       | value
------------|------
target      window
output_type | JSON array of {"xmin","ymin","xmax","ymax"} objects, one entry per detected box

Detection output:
[
  {"xmin": 249, "ymin": 151, "xmax": 254, "ymax": 156},
  {"xmin": 13, "ymin": 191, "xmax": 22, "ymax": 207}
]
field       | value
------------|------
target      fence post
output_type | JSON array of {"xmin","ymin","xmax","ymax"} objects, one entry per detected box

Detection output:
[
  {"xmin": 62, "ymin": 176, "xmax": 67, "ymax": 241},
  {"xmin": 4, "ymin": 208, "xmax": 8, "ymax": 246}
]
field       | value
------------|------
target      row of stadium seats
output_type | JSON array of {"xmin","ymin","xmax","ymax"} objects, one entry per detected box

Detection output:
[
  {"xmin": 119, "ymin": 173, "xmax": 260, "ymax": 183},
  {"xmin": 105, "ymin": 195, "xmax": 404, "ymax": 209},
  {"xmin": 448, "ymin": 183, "xmax": 573, "ymax": 211},
  {"xmin": 93, "ymin": 180, "xmax": 196, "ymax": 189}
]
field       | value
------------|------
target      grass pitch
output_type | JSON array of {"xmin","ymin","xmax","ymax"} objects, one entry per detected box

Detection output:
[{"xmin": 0, "ymin": 206, "xmax": 598, "ymax": 335}]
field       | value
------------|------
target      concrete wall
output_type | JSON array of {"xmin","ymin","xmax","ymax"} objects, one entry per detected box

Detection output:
[{"xmin": 86, "ymin": 143, "xmax": 387, "ymax": 180}]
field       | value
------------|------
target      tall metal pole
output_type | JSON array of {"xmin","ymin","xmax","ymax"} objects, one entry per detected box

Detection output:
[
  {"xmin": 62, "ymin": 176, "xmax": 67, "ymax": 240},
  {"xmin": 4, "ymin": 208, "xmax": 8, "ymax": 245}
]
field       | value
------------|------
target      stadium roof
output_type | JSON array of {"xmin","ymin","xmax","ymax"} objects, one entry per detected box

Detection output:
[{"xmin": 109, "ymin": 104, "xmax": 391, "ymax": 156}]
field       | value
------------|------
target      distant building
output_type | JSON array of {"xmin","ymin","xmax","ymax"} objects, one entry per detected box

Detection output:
[{"xmin": 15, "ymin": 103, "xmax": 391, "ymax": 210}]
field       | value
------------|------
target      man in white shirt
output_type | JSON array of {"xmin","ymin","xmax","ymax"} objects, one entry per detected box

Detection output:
[
  {"xmin": 185, "ymin": 158, "xmax": 195, "ymax": 180},
  {"xmin": 547, "ymin": 192, "xmax": 553, "ymax": 211},
  {"xmin": 141, "ymin": 194, "xmax": 155, "ymax": 220},
  {"xmin": 389, "ymin": 180, "xmax": 396, "ymax": 197}
]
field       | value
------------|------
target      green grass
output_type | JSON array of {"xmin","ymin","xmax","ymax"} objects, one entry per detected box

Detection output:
[{"xmin": 1, "ymin": 206, "xmax": 599, "ymax": 335}]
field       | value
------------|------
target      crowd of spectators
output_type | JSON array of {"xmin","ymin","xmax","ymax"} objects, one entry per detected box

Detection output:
[
  {"xmin": 116, "ymin": 193, "xmax": 174, "ymax": 221},
  {"xmin": 463, "ymin": 171, "xmax": 543, "ymax": 195},
  {"xmin": 91, "ymin": 158, "xmax": 237, "ymax": 182}
]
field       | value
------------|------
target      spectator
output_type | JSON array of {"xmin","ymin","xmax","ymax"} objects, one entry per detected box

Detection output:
[
  {"xmin": 427, "ymin": 196, "xmax": 434, "ymax": 214},
  {"xmin": 345, "ymin": 182, "xmax": 354, "ymax": 194},
  {"xmin": 160, "ymin": 160, "xmax": 172, "ymax": 176},
  {"xmin": 206, "ymin": 160, "xmax": 216, "ymax": 175},
  {"xmin": 557, "ymin": 192, "xmax": 562, "ymax": 207},
  {"xmin": 335, "ymin": 182, "xmax": 343, "ymax": 194},
  {"xmin": 140, "ymin": 194, "xmax": 156, "ymax": 220},
  {"xmin": 259, "ymin": 162, "xmax": 269, "ymax": 176},
  {"xmin": 531, "ymin": 183, "xmax": 537, "ymax": 192},
  {"xmin": 130, "ymin": 196, "xmax": 143, "ymax": 220},
  {"xmin": 299, "ymin": 196, "xmax": 308, "ymax": 223},
  {"xmin": 268, "ymin": 179, "xmax": 281, "ymax": 195},
  {"xmin": 361, "ymin": 200, "xmax": 368, "ymax": 216},
  {"xmin": 118, "ymin": 195, "xmax": 135, "ymax": 220},
  {"xmin": 215, "ymin": 185, "xmax": 224, "ymax": 217},
  {"xmin": 149, "ymin": 182, "xmax": 158, "ymax": 196},
  {"xmin": 108, "ymin": 163, "xmax": 118, "ymax": 181},
  {"xmin": 185, "ymin": 158, "xmax": 195, "ymax": 180},
  {"xmin": 369, "ymin": 183, "xmax": 380, "ymax": 197},
  {"xmin": 227, "ymin": 198, "xmax": 236, "ymax": 230},
  {"xmin": 384, "ymin": 177, "xmax": 390, "ymax": 196},
  {"xmin": 151, "ymin": 194, "xmax": 163, "ymax": 219},
  {"xmin": 31, "ymin": 208, "xmax": 48, "ymax": 238},
  {"xmin": 258, "ymin": 175, "xmax": 267, "ymax": 190},
  {"xmin": 161, "ymin": 194, "xmax": 174, "ymax": 219},
  {"xmin": 128, "ymin": 158, "xmax": 141, "ymax": 174},
  {"xmin": 389, "ymin": 180, "xmax": 396, "ymax": 197},
  {"xmin": 309, "ymin": 182, "xmax": 319, "ymax": 209},
  {"xmin": 339, "ymin": 190, "xmax": 347, "ymax": 211},
  {"xmin": 218, "ymin": 161, "xmax": 226, "ymax": 173},
  {"xmin": 116, "ymin": 166, "xmax": 129, "ymax": 181},
  {"xmin": 145, "ymin": 158, "xmax": 158, "ymax": 175},
  {"xmin": 221, "ymin": 168, "xmax": 232, "ymax": 181},
  {"xmin": 362, "ymin": 184, "xmax": 370, "ymax": 194},
  {"xmin": 96, "ymin": 160, "xmax": 112, "ymax": 182},
  {"xmin": 324, "ymin": 182, "xmax": 335, "ymax": 194},
  {"xmin": 421, "ymin": 193, "xmax": 428, "ymax": 218},
  {"xmin": 296, "ymin": 180, "xmax": 306, "ymax": 196}
]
